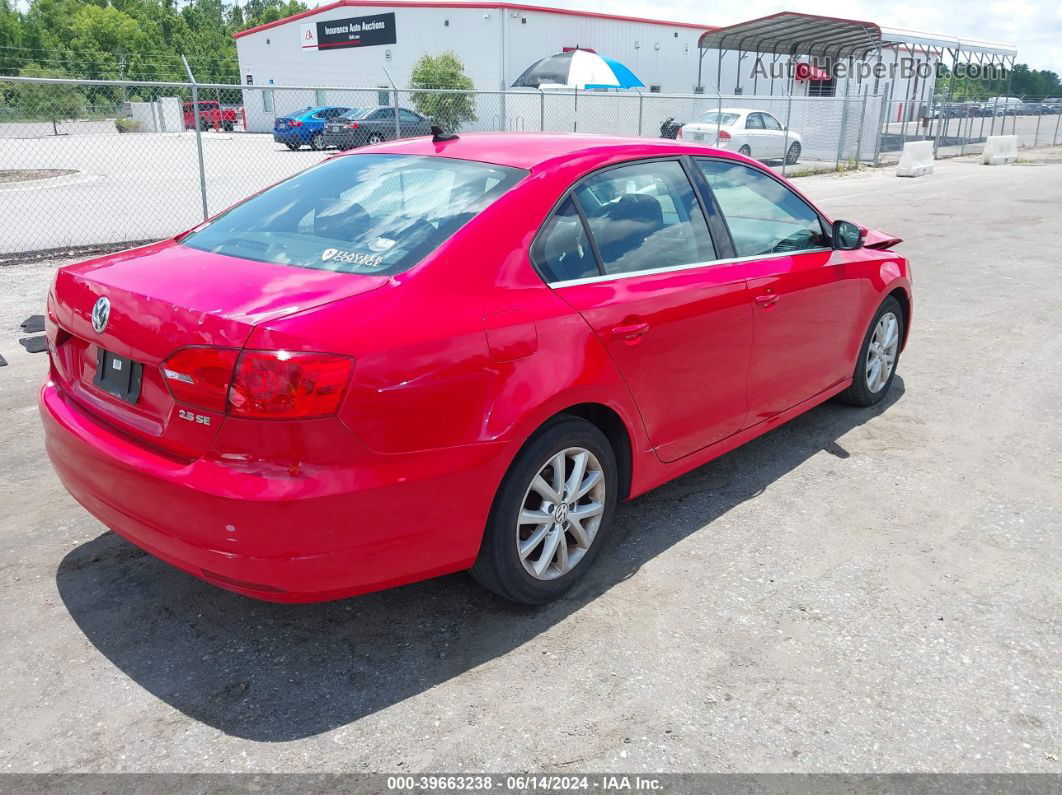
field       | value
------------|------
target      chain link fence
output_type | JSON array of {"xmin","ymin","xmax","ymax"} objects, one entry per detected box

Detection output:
[
  {"xmin": 875, "ymin": 94, "xmax": 1062, "ymax": 162},
  {"xmin": 2, "ymin": 73, "xmax": 1058, "ymax": 257}
]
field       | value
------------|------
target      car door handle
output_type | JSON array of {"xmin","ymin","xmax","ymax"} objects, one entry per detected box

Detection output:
[
  {"xmin": 755, "ymin": 294, "xmax": 779, "ymax": 308},
  {"xmin": 612, "ymin": 322, "xmax": 650, "ymax": 340}
]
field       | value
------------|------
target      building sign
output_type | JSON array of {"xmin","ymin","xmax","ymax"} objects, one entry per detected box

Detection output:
[{"xmin": 301, "ymin": 12, "xmax": 397, "ymax": 51}]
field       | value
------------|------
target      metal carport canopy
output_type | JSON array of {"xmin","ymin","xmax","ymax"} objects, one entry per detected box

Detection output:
[
  {"xmin": 697, "ymin": 12, "xmax": 883, "ymax": 59},
  {"xmin": 696, "ymin": 11, "xmax": 1018, "ymax": 61}
]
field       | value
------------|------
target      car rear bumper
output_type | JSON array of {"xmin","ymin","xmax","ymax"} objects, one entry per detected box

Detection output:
[
  {"xmin": 273, "ymin": 132, "xmax": 305, "ymax": 144},
  {"xmin": 322, "ymin": 132, "xmax": 359, "ymax": 148},
  {"xmin": 40, "ymin": 381, "xmax": 509, "ymax": 602}
]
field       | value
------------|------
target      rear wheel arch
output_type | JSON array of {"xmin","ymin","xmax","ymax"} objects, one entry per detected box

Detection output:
[
  {"xmin": 503, "ymin": 402, "xmax": 635, "ymax": 501},
  {"xmin": 554, "ymin": 403, "xmax": 633, "ymax": 501}
]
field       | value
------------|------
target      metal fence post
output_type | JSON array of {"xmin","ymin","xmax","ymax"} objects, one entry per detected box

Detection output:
[
  {"xmin": 715, "ymin": 88, "xmax": 723, "ymax": 146},
  {"xmin": 391, "ymin": 88, "xmax": 401, "ymax": 138},
  {"xmin": 835, "ymin": 90, "xmax": 851, "ymax": 170},
  {"xmin": 1054, "ymin": 111, "xmax": 1061, "ymax": 146},
  {"xmin": 637, "ymin": 90, "xmax": 644, "ymax": 137},
  {"xmin": 854, "ymin": 88, "xmax": 869, "ymax": 164},
  {"xmin": 781, "ymin": 89, "xmax": 793, "ymax": 176},
  {"xmin": 539, "ymin": 89, "xmax": 545, "ymax": 132},
  {"xmin": 1034, "ymin": 109, "xmax": 1042, "ymax": 148},
  {"xmin": 180, "ymin": 55, "xmax": 209, "ymax": 221},
  {"xmin": 873, "ymin": 90, "xmax": 888, "ymax": 166}
]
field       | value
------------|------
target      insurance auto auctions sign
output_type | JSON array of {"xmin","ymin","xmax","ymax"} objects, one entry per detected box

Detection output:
[{"xmin": 301, "ymin": 12, "xmax": 396, "ymax": 50}]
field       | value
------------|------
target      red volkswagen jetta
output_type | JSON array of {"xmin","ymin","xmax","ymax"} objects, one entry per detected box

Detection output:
[{"xmin": 40, "ymin": 133, "xmax": 911, "ymax": 604}]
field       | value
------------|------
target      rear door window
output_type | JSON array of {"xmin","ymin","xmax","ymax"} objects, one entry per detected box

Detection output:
[
  {"xmin": 182, "ymin": 155, "xmax": 526, "ymax": 275},
  {"xmin": 572, "ymin": 160, "xmax": 715, "ymax": 276},
  {"xmin": 533, "ymin": 197, "xmax": 598, "ymax": 283}
]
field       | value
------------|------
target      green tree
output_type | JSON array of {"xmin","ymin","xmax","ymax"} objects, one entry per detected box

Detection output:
[
  {"xmin": 238, "ymin": 0, "xmax": 308, "ymax": 31},
  {"xmin": 0, "ymin": 0, "xmax": 24, "ymax": 74},
  {"xmin": 408, "ymin": 50, "xmax": 476, "ymax": 132},
  {"xmin": 15, "ymin": 64, "xmax": 85, "ymax": 134}
]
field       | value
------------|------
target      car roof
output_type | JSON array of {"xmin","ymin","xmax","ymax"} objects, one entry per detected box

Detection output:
[
  {"xmin": 694, "ymin": 108, "xmax": 778, "ymax": 117},
  {"xmin": 360, "ymin": 132, "xmax": 728, "ymax": 170},
  {"xmin": 296, "ymin": 106, "xmax": 345, "ymax": 115}
]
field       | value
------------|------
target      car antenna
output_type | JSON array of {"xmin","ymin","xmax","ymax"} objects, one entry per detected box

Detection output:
[{"xmin": 431, "ymin": 125, "xmax": 459, "ymax": 143}]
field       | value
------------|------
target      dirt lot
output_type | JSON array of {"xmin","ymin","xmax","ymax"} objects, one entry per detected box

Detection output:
[{"xmin": 0, "ymin": 153, "xmax": 1059, "ymax": 774}]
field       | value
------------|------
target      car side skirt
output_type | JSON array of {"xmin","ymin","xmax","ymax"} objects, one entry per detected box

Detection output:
[{"xmin": 628, "ymin": 377, "xmax": 852, "ymax": 499}]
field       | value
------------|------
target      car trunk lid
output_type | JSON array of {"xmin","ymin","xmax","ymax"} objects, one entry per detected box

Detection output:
[{"xmin": 48, "ymin": 240, "xmax": 386, "ymax": 459}]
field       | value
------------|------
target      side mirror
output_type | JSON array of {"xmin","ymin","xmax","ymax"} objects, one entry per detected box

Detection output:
[{"xmin": 832, "ymin": 219, "xmax": 865, "ymax": 251}]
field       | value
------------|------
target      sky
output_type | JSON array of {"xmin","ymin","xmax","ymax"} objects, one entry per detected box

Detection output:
[{"xmin": 538, "ymin": 0, "xmax": 1062, "ymax": 72}]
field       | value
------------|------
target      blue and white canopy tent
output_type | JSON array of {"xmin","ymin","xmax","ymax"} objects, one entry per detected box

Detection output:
[{"xmin": 512, "ymin": 48, "xmax": 645, "ymax": 91}]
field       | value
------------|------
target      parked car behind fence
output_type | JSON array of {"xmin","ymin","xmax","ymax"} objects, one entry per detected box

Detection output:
[
  {"xmin": 273, "ymin": 106, "xmax": 351, "ymax": 150},
  {"xmin": 322, "ymin": 106, "xmax": 433, "ymax": 150}
]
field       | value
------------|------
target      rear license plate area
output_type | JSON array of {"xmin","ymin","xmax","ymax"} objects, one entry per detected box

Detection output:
[
  {"xmin": 693, "ymin": 133, "xmax": 704, "ymax": 141},
  {"xmin": 93, "ymin": 348, "xmax": 143, "ymax": 404}
]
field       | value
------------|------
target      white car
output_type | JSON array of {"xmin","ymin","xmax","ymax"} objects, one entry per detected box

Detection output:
[{"xmin": 678, "ymin": 108, "xmax": 802, "ymax": 164}]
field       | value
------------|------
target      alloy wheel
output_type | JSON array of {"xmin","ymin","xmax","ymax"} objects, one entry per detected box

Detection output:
[
  {"xmin": 865, "ymin": 311, "xmax": 900, "ymax": 393},
  {"xmin": 516, "ymin": 447, "xmax": 606, "ymax": 581}
]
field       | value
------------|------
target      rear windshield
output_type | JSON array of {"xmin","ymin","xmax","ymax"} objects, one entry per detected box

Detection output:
[
  {"xmin": 338, "ymin": 108, "xmax": 375, "ymax": 120},
  {"xmin": 182, "ymin": 154, "xmax": 526, "ymax": 275},
  {"xmin": 693, "ymin": 112, "xmax": 739, "ymax": 126}
]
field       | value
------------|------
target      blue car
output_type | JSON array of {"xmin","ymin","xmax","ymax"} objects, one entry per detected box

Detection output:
[{"xmin": 273, "ymin": 106, "xmax": 351, "ymax": 150}]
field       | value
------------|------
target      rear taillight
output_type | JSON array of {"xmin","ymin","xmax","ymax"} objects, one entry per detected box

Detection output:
[
  {"xmin": 348, "ymin": 122, "xmax": 359, "ymax": 129},
  {"xmin": 718, "ymin": 129, "xmax": 732, "ymax": 142},
  {"xmin": 229, "ymin": 351, "xmax": 353, "ymax": 419},
  {"xmin": 676, "ymin": 127, "xmax": 683, "ymax": 139},
  {"xmin": 163, "ymin": 347, "xmax": 353, "ymax": 419},
  {"xmin": 289, "ymin": 120, "xmax": 303, "ymax": 127},
  {"xmin": 162, "ymin": 347, "xmax": 240, "ymax": 412}
]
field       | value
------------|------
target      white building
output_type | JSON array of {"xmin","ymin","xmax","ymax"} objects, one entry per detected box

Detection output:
[
  {"xmin": 233, "ymin": 2, "xmax": 1012, "ymax": 150},
  {"xmin": 234, "ymin": 1, "xmax": 712, "ymax": 98}
]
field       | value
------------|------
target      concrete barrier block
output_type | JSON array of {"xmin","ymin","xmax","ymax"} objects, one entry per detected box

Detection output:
[
  {"xmin": 981, "ymin": 135, "xmax": 1018, "ymax": 165},
  {"xmin": 896, "ymin": 141, "xmax": 935, "ymax": 177}
]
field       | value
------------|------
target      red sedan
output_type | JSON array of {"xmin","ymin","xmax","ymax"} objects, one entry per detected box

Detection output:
[{"xmin": 40, "ymin": 133, "xmax": 911, "ymax": 605}]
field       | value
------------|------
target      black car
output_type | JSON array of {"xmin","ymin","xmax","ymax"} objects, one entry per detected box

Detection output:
[{"xmin": 322, "ymin": 106, "xmax": 433, "ymax": 150}]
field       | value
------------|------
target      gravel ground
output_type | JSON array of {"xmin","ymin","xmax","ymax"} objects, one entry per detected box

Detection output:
[{"xmin": 0, "ymin": 153, "xmax": 1059, "ymax": 774}]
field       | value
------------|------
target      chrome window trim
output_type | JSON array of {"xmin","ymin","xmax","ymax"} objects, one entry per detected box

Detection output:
[{"xmin": 547, "ymin": 247, "xmax": 835, "ymax": 288}]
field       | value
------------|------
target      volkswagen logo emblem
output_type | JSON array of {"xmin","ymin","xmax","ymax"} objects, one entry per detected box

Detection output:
[{"xmin": 91, "ymin": 297, "xmax": 110, "ymax": 334}]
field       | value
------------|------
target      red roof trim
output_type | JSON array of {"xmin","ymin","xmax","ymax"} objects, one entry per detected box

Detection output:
[{"xmin": 234, "ymin": 1, "xmax": 717, "ymax": 39}]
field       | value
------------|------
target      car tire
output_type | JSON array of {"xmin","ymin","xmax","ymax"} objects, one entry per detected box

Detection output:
[
  {"xmin": 310, "ymin": 132, "xmax": 324, "ymax": 151},
  {"xmin": 223, "ymin": 122, "xmax": 233, "ymax": 132},
  {"xmin": 367, "ymin": 133, "xmax": 385, "ymax": 145},
  {"xmin": 785, "ymin": 141, "xmax": 801, "ymax": 165},
  {"xmin": 471, "ymin": 417, "xmax": 618, "ymax": 605},
  {"xmin": 285, "ymin": 143, "xmax": 300, "ymax": 151},
  {"xmin": 738, "ymin": 144, "xmax": 752, "ymax": 156},
  {"xmin": 837, "ymin": 296, "xmax": 904, "ymax": 407}
]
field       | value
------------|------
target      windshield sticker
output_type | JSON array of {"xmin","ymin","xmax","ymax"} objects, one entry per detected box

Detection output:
[
  {"xmin": 320, "ymin": 248, "xmax": 386, "ymax": 269},
  {"xmin": 368, "ymin": 237, "xmax": 396, "ymax": 252}
]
